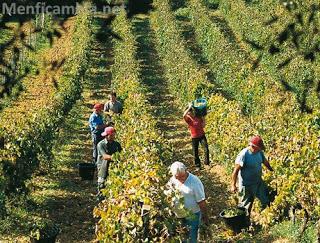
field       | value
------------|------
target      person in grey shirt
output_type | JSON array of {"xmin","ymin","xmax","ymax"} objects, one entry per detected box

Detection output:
[
  {"xmin": 231, "ymin": 135, "xmax": 274, "ymax": 216},
  {"xmin": 104, "ymin": 91, "xmax": 123, "ymax": 114},
  {"xmin": 96, "ymin": 127, "xmax": 122, "ymax": 199}
]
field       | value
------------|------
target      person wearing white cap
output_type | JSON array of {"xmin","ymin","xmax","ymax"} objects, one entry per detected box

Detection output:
[
  {"xmin": 167, "ymin": 161, "xmax": 209, "ymax": 243},
  {"xmin": 96, "ymin": 127, "xmax": 122, "ymax": 198}
]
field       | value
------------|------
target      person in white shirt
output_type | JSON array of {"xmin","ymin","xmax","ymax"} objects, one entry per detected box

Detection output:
[{"xmin": 167, "ymin": 161, "xmax": 209, "ymax": 243}]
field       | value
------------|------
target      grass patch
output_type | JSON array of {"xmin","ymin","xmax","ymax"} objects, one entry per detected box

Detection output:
[
  {"xmin": 270, "ymin": 220, "xmax": 317, "ymax": 243},
  {"xmin": 0, "ymin": 194, "xmax": 36, "ymax": 237}
]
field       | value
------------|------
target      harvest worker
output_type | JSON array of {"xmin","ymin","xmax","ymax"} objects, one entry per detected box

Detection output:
[
  {"xmin": 183, "ymin": 103, "xmax": 210, "ymax": 169},
  {"xmin": 89, "ymin": 103, "xmax": 107, "ymax": 163},
  {"xmin": 231, "ymin": 135, "xmax": 274, "ymax": 216},
  {"xmin": 96, "ymin": 127, "xmax": 122, "ymax": 195},
  {"xmin": 167, "ymin": 161, "xmax": 209, "ymax": 243},
  {"xmin": 104, "ymin": 91, "xmax": 123, "ymax": 114}
]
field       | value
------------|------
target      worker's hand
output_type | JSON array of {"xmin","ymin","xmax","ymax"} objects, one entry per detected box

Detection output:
[
  {"xmin": 231, "ymin": 185, "xmax": 237, "ymax": 193},
  {"xmin": 103, "ymin": 154, "xmax": 112, "ymax": 161}
]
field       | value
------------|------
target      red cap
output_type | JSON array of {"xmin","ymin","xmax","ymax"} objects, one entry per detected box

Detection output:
[
  {"xmin": 93, "ymin": 103, "xmax": 104, "ymax": 111},
  {"xmin": 249, "ymin": 135, "xmax": 265, "ymax": 150},
  {"xmin": 102, "ymin": 127, "xmax": 115, "ymax": 137}
]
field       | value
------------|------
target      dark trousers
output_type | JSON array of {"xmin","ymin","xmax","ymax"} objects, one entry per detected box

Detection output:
[
  {"xmin": 92, "ymin": 133, "xmax": 103, "ymax": 163},
  {"xmin": 238, "ymin": 181, "xmax": 270, "ymax": 216},
  {"xmin": 192, "ymin": 135, "xmax": 210, "ymax": 167}
]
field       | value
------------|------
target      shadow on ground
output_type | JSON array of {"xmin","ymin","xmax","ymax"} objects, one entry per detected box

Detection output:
[
  {"xmin": 132, "ymin": 13, "xmax": 232, "ymax": 242},
  {"xmin": 29, "ymin": 15, "xmax": 115, "ymax": 243}
]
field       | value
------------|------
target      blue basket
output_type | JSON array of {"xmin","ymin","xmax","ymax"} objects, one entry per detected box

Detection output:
[{"xmin": 192, "ymin": 98, "xmax": 207, "ymax": 116}]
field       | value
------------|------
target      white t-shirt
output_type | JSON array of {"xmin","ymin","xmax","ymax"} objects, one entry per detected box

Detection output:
[{"xmin": 169, "ymin": 173, "xmax": 205, "ymax": 216}]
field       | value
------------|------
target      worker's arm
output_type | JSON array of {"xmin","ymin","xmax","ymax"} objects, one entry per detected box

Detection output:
[
  {"xmin": 198, "ymin": 200, "xmax": 209, "ymax": 224},
  {"xmin": 119, "ymin": 102, "xmax": 124, "ymax": 114},
  {"xmin": 183, "ymin": 104, "xmax": 192, "ymax": 119},
  {"xmin": 96, "ymin": 124, "xmax": 106, "ymax": 130},
  {"xmin": 104, "ymin": 102, "xmax": 109, "ymax": 112},
  {"xmin": 263, "ymin": 159, "xmax": 274, "ymax": 172},
  {"xmin": 102, "ymin": 154, "xmax": 112, "ymax": 160},
  {"xmin": 202, "ymin": 116, "xmax": 206, "ymax": 128},
  {"xmin": 231, "ymin": 164, "xmax": 241, "ymax": 193},
  {"xmin": 97, "ymin": 143, "xmax": 113, "ymax": 161}
]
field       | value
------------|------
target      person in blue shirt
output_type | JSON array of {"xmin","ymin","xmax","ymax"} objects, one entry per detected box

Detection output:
[
  {"xmin": 89, "ymin": 103, "xmax": 107, "ymax": 163},
  {"xmin": 231, "ymin": 135, "xmax": 274, "ymax": 216}
]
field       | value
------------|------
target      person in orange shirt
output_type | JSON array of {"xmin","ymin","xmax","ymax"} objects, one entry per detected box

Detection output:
[{"xmin": 183, "ymin": 104, "xmax": 210, "ymax": 169}]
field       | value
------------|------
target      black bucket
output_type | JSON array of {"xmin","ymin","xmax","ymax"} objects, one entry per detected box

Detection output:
[
  {"xmin": 31, "ymin": 234, "xmax": 58, "ymax": 243},
  {"xmin": 77, "ymin": 163, "xmax": 96, "ymax": 180},
  {"xmin": 219, "ymin": 207, "xmax": 249, "ymax": 233},
  {"xmin": 30, "ymin": 227, "xmax": 59, "ymax": 243}
]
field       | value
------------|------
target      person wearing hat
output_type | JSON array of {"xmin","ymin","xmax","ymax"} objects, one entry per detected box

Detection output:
[
  {"xmin": 231, "ymin": 135, "xmax": 274, "ymax": 216},
  {"xmin": 166, "ymin": 161, "xmax": 209, "ymax": 243},
  {"xmin": 183, "ymin": 103, "xmax": 210, "ymax": 169},
  {"xmin": 96, "ymin": 127, "xmax": 122, "ymax": 195},
  {"xmin": 89, "ymin": 103, "xmax": 107, "ymax": 163}
]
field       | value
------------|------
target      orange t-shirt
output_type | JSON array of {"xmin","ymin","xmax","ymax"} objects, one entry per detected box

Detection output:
[{"xmin": 184, "ymin": 115, "xmax": 205, "ymax": 138}]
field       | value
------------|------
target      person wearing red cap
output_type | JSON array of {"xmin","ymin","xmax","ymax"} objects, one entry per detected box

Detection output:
[
  {"xmin": 96, "ymin": 126, "xmax": 122, "ymax": 197},
  {"xmin": 89, "ymin": 103, "xmax": 107, "ymax": 163},
  {"xmin": 231, "ymin": 135, "xmax": 274, "ymax": 217},
  {"xmin": 183, "ymin": 103, "xmax": 210, "ymax": 169}
]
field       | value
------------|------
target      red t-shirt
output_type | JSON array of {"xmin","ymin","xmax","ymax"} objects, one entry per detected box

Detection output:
[{"xmin": 184, "ymin": 115, "xmax": 205, "ymax": 138}]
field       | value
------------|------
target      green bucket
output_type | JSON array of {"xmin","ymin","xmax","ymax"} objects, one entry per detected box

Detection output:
[{"xmin": 192, "ymin": 98, "xmax": 207, "ymax": 116}]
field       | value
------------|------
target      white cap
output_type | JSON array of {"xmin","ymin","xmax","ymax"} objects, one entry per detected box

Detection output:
[{"xmin": 170, "ymin": 161, "xmax": 186, "ymax": 176}]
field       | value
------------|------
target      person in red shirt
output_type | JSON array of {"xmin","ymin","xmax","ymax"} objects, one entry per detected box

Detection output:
[{"xmin": 183, "ymin": 103, "xmax": 210, "ymax": 169}]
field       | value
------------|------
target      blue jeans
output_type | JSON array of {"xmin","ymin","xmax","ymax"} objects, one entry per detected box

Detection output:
[
  {"xmin": 92, "ymin": 133, "xmax": 103, "ymax": 163},
  {"xmin": 183, "ymin": 211, "xmax": 201, "ymax": 243}
]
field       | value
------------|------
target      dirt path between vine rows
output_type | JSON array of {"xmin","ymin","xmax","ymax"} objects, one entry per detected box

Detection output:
[
  {"xmin": 34, "ymin": 15, "xmax": 114, "ymax": 243},
  {"xmin": 132, "ymin": 14, "xmax": 237, "ymax": 242},
  {"xmin": 159, "ymin": 2, "xmax": 276, "ymax": 241},
  {"xmin": 4, "ymin": 15, "xmax": 114, "ymax": 243}
]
